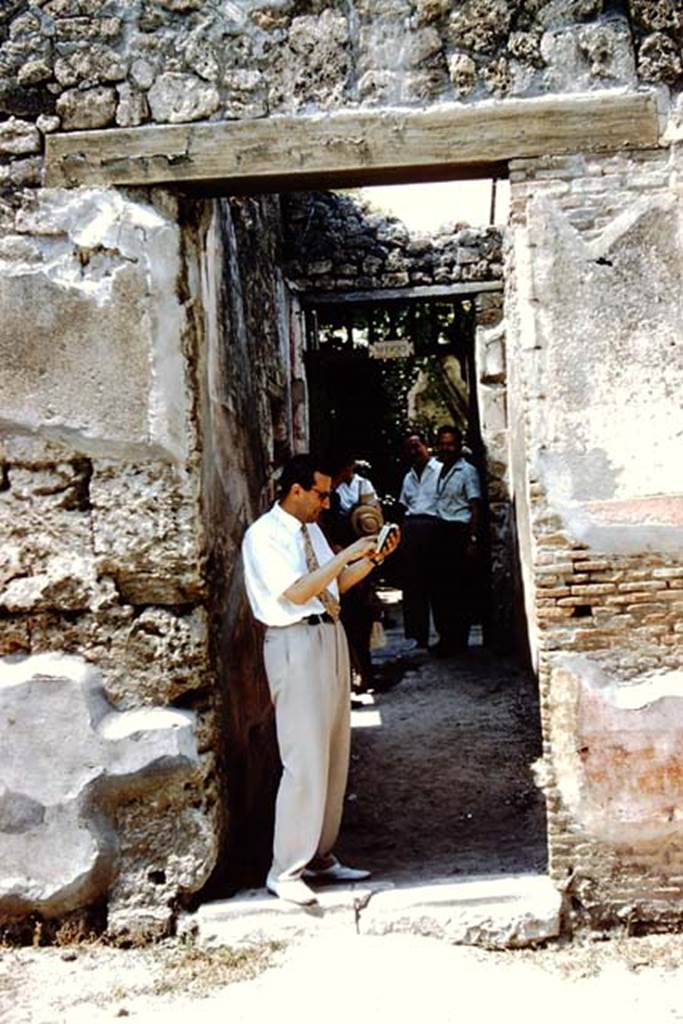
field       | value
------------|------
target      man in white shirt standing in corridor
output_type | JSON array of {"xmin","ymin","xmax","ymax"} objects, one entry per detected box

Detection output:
[
  {"xmin": 242, "ymin": 453, "xmax": 400, "ymax": 906},
  {"xmin": 398, "ymin": 432, "xmax": 441, "ymax": 650}
]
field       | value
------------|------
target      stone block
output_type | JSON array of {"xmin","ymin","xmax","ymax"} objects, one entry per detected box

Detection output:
[
  {"xmin": 361, "ymin": 875, "xmax": 563, "ymax": 949},
  {"xmin": 25, "ymin": 604, "xmax": 209, "ymax": 708},
  {"xmin": 90, "ymin": 462, "xmax": 204, "ymax": 603},
  {"xmin": 478, "ymin": 383, "xmax": 507, "ymax": 433},
  {"xmin": 0, "ymin": 553, "xmax": 117, "ymax": 613},
  {"xmin": 0, "ymin": 653, "xmax": 203, "ymax": 920},
  {"xmin": 55, "ymin": 86, "xmax": 117, "ymax": 129},
  {"xmin": 148, "ymin": 72, "xmax": 220, "ymax": 123},
  {"xmin": 0, "ymin": 116, "xmax": 41, "ymax": 156},
  {"xmin": 477, "ymin": 321, "xmax": 506, "ymax": 384},
  {"xmin": 115, "ymin": 83, "xmax": 149, "ymax": 127},
  {"xmin": 1, "ymin": 189, "xmax": 190, "ymax": 463}
]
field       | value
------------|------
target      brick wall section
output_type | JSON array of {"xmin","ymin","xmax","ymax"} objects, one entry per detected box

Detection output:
[
  {"xmin": 509, "ymin": 149, "xmax": 673, "ymax": 240},
  {"xmin": 535, "ymin": 501, "xmax": 683, "ymax": 924},
  {"xmin": 509, "ymin": 147, "xmax": 683, "ymax": 925}
]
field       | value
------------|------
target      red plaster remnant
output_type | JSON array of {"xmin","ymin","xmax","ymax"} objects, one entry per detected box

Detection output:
[
  {"xmin": 583, "ymin": 743, "xmax": 683, "ymax": 801},
  {"xmin": 569, "ymin": 682, "xmax": 683, "ymax": 842},
  {"xmin": 583, "ymin": 495, "xmax": 683, "ymax": 526}
]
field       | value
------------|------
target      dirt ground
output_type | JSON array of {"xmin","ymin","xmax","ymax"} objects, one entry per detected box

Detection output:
[
  {"xmin": 3, "ymin": 929, "xmax": 683, "ymax": 1023},
  {"xmin": 337, "ymin": 588, "xmax": 546, "ymax": 881}
]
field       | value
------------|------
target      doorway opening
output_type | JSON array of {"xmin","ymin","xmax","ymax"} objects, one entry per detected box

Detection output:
[
  {"xmin": 279, "ymin": 180, "xmax": 547, "ymax": 883},
  {"xmin": 199, "ymin": 174, "xmax": 547, "ymax": 897}
]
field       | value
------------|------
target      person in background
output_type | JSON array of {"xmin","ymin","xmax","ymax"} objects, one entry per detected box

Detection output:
[
  {"xmin": 432, "ymin": 425, "xmax": 482, "ymax": 657},
  {"xmin": 398, "ymin": 432, "xmax": 441, "ymax": 650},
  {"xmin": 323, "ymin": 451, "xmax": 382, "ymax": 692},
  {"xmin": 334, "ymin": 455, "xmax": 380, "ymax": 513}
]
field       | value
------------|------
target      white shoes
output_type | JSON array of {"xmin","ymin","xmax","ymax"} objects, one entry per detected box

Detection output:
[
  {"xmin": 266, "ymin": 873, "xmax": 318, "ymax": 906},
  {"xmin": 267, "ymin": 857, "xmax": 371, "ymax": 904},
  {"xmin": 302, "ymin": 855, "xmax": 371, "ymax": 884}
]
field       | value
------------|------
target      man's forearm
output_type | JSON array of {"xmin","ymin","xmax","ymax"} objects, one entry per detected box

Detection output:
[
  {"xmin": 283, "ymin": 550, "xmax": 348, "ymax": 605},
  {"xmin": 339, "ymin": 556, "xmax": 377, "ymax": 594},
  {"xmin": 469, "ymin": 500, "xmax": 482, "ymax": 536}
]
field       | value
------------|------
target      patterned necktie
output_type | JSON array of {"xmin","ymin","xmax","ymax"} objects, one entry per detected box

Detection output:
[{"xmin": 301, "ymin": 525, "xmax": 341, "ymax": 621}]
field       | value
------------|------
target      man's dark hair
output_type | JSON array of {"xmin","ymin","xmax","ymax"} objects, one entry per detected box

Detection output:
[
  {"xmin": 436, "ymin": 424, "xmax": 463, "ymax": 444},
  {"xmin": 278, "ymin": 453, "xmax": 331, "ymax": 497},
  {"xmin": 403, "ymin": 430, "xmax": 427, "ymax": 444}
]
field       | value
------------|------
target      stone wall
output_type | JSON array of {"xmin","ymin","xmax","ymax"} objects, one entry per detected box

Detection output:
[
  {"xmin": 196, "ymin": 193, "xmax": 305, "ymax": 891},
  {"xmin": 282, "ymin": 190, "xmax": 503, "ymax": 291},
  {"xmin": 0, "ymin": 186, "xmax": 218, "ymax": 937},
  {"xmin": 1, "ymin": 2, "xmax": 681, "ymax": 192},
  {"xmin": 0, "ymin": 185, "xmax": 301, "ymax": 933},
  {"xmin": 507, "ymin": 146, "xmax": 683, "ymax": 926}
]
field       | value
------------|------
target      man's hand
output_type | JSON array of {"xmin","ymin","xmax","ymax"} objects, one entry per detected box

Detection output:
[
  {"xmin": 343, "ymin": 535, "xmax": 379, "ymax": 564},
  {"xmin": 373, "ymin": 527, "xmax": 401, "ymax": 562}
]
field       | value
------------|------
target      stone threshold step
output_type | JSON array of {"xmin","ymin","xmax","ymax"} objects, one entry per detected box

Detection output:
[{"xmin": 180, "ymin": 873, "xmax": 563, "ymax": 951}]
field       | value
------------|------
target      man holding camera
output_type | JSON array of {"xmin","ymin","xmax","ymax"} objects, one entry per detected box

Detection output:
[{"xmin": 242, "ymin": 453, "xmax": 400, "ymax": 906}]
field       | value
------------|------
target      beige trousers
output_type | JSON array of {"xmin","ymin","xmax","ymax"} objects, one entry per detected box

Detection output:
[{"xmin": 263, "ymin": 619, "xmax": 351, "ymax": 881}]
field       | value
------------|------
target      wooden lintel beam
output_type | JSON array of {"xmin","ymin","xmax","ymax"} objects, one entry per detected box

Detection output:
[
  {"xmin": 45, "ymin": 90, "xmax": 660, "ymax": 191},
  {"xmin": 301, "ymin": 281, "xmax": 504, "ymax": 306}
]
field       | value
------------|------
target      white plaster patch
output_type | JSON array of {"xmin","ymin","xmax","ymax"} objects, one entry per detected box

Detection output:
[
  {"xmin": 1, "ymin": 189, "xmax": 190, "ymax": 463},
  {"xmin": 518, "ymin": 192, "xmax": 683, "ymax": 555}
]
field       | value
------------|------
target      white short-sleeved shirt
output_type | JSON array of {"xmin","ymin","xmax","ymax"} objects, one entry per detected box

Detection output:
[
  {"xmin": 336, "ymin": 473, "xmax": 378, "ymax": 513},
  {"xmin": 399, "ymin": 457, "xmax": 441, "ymax": 516},
  {"xmin": 436, "ymin": 458, "xmax": 482, "ymax": 523},
  {"xmin": 241, "ymin": 502, "xmax": 339, "ymax": 626}
]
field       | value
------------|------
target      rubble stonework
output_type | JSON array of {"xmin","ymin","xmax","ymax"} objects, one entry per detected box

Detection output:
[
  {"xmin": 0, "ymin": 3, "xmax": 682, "ymax": 189},
  {"xmin": 282, "ymin": 191, "xmax": 503, "ymax": 291}
]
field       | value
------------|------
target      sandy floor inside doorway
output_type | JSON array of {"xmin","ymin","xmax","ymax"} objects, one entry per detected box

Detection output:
[{"xmin": 336, "ymin": 589, "xmax": 547, "ymax": 882}]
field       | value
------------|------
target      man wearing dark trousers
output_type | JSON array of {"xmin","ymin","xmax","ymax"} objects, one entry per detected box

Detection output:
[
  {"xmin": 241, "ymin": 454, "xmax": 400, "ymax": 906},
  {"xmin": 432, "ymin": 425, "xmax": 482, "ymax": 657},
  {"xmin": 398, "ymin": 432, "xmax": 441, "ymax": 649}
]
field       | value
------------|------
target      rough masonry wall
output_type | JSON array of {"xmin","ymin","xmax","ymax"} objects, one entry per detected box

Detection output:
[
  {"xmin": 1, "ymin": 1, "xmax": 682, "ymax": 192},
  {"xmin": 282, "ymin": 190, "xmax": 503, "ymax": 291},
  {"xmin": 507, "ymin": 146, "xmax": 683, "ymax": 925},
  {"xmin": 196, "ymin": 193, "xmax": 303, "ymax": 890},
  {"xmin": 0, "ymin": 187, "xmax": 219, "ymax": 937}
]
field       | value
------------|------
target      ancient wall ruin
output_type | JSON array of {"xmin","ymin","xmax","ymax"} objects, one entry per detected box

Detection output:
[
  {"xmin": 507, "ymin": 146, "xmax": 683, "ymax": 925},
  {"xmin": 1, "ymin": 0, "xmax": 682, "ymax": 934},
  {"xmin": 282, "ymin": 190, "xmax": 503, "ymax": 291},
  {"xmin": 0, "ymin": 185, "xmax": 301, "ymax": 934},
  {"xmin": 0, "ymin": 187, "xmax": 218, "ymax": 936}
]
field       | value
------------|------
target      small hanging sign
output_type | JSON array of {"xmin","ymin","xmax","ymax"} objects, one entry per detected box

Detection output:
[{"xmin": 368, "ymin": 339, "xmax": 414, "ymax": 360}]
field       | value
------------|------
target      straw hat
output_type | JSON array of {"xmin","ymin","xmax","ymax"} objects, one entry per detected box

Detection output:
[{"xmin": 350, "ymin": 503, "xmax": 384, "ymax": 537}]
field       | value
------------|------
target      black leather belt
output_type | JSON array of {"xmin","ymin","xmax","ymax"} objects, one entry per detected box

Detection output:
[{"xmin": 302, "ymin": 613, "xmax": 334, "ymax": 625}]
